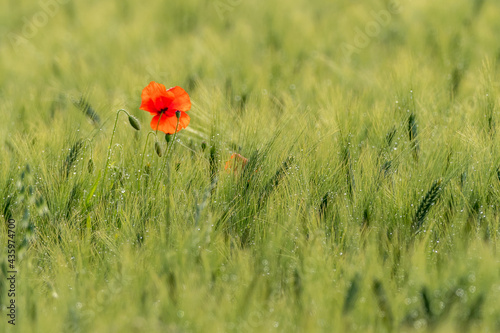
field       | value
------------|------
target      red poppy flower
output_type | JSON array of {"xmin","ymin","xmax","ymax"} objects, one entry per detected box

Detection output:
[
  {"xmin": 140, "ymin": 81, "xmax": 191, "ymax": 134},
  {"xmin": 225, "ymin": 153, "xmax": 249, "ymax": 174}
]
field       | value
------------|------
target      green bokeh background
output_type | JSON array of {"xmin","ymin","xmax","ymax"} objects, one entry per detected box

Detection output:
[{"xmin": 1, "ymin": 0, "xmax": 500, "ymax": 332}]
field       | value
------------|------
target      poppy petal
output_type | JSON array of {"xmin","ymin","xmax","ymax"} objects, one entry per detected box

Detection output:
[
  {"xmin": 151, "ymin": 112, "xmax": 191, "ymax": 134},
  {"xmin": 177, "ymin": 111, "xmax": 191, "ymax": 130},
  {"xmin": 153, "ymin": 91, "xmax": 175, "ymax": 113},
  {"xmin": 150, "ymin": 114, "xmax": 169, "ymax": 132},
  {"xmin": 140, "ymin": 81, "xmax": 172, "ymax": 114},
  {"xmin": 167, "ymin": 86, "xmax": 191, "ymax": 112}
]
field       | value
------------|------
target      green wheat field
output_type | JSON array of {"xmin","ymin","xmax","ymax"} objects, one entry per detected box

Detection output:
[{"xmin": 1, "ymin": 0, "xmax": 500, "ymax": 332}]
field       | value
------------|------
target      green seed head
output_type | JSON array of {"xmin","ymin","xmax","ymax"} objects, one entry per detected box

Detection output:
[
  {"xmin": 35, "ymin": 195, "xmax": 44, "ymax": 208},
  {"xmin": 165, "ymin": 133, "xmax": 172, "ymax": 143},
  {"xmin": 88, "ymin": 159, "xmax": 94, "ymax": 173}
]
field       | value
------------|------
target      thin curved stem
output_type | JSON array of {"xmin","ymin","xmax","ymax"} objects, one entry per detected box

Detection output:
[
  {"xmin": 140, "ymin": 131, "xmax": 157, "ymax": 170},
  {"xmin": 84, "ymin": 138, "xmax": 94, "ymax": 159},
  {"xmin": 138, "ymin": 131, "xmax": 157, "ymax": 188},
  {"xmin": 155, "ymin": 110, "xmax": 165, "ymax": 134},
  {"xmin": 154, "ymin": 117, "xmax": 180, "ymax": 192},
  {"xmin": 83, "ymin": 138, "xmax": 94, "ymax": 174},
  {"xmin": 102, "ymin": 109, "xmax": 129, "ymax": 193},
  {"xmin": 163, "ymin": 118, "xmax": 180, "ymax": 161}
]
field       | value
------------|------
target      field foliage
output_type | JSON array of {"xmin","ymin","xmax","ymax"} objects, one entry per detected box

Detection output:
[{"xmin": 1, "ymin": 0, "xmax": 500, "ymax": 332}]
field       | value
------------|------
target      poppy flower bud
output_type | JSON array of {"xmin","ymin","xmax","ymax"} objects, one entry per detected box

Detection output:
[
  {"xmin": 176, "ymin": 110, "xmax": 181, "ymax": 119},
  {"xmin": 128, "ymin": 115, "xmax": 141, "ymax": 131},
  {"xmin": 88, "ymin": 159, "xmax": 94, "ymax": 173},
  {"xmin": 155, "ymin": 141, "xmax": 163, "ymax": 157},
  {"xmin": 165, "ymin": 133, "xmax": 172, "ymax": 143},
  {"xmin": 201, "ymin": 141, "xmax": 207, "ymax": 151}
]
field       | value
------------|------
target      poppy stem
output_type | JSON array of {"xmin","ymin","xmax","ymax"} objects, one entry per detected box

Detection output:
[
  {"xmin": 155, "ymin": 111, "xmax": 165, "ymax": 135},
  {"xmin": 83, "ymin": 138, "xmax": 93, "ymax": 159},
  {"xmin": 154, "ymin": 117, "xmax": 180, "ymax": 192},
  {"xmin": 140, "ymin": 131, "xmax": 157, "ymax": 168},
  {"xmin": 102, "ymin": 109, "xmax": 130, "ymax": 193},
  {"xmin": 138, "ymin": 131, "xmax": 157, "ymax": 185},
  {"xmin": 163, "ymin": 117, "xmax": 180, "ymax": 161}
]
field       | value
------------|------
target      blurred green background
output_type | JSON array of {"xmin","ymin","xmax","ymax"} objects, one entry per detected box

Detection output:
[{"xmin": 1, "ymin": 0, "xmax": 500, "ymax": 332}]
